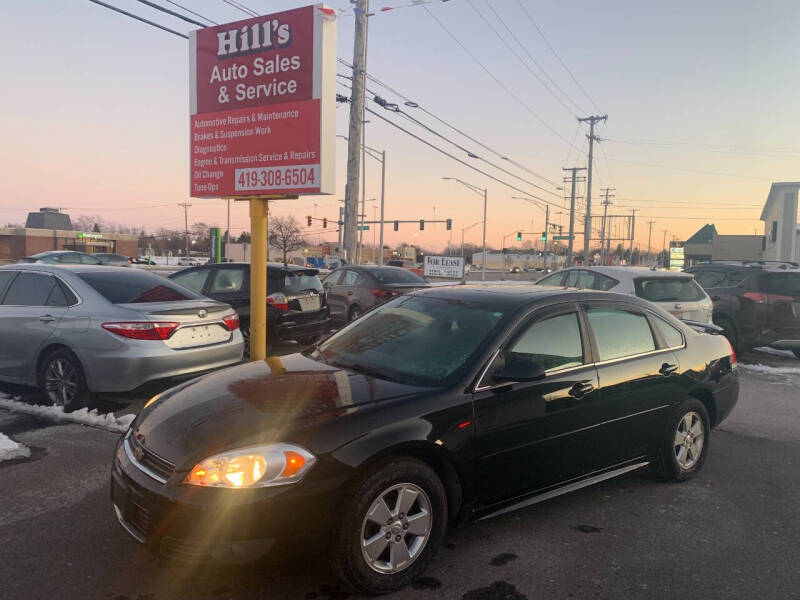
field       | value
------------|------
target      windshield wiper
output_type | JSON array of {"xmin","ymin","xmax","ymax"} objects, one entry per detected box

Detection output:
[{"xmin": 331, "ymin": 360, "xmax": 402, "ymax": 383}]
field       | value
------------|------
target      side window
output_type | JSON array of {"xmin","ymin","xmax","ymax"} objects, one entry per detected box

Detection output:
[
  {"xmin": 507, "ymin": 312, "xmax": 584, "ymax": 372},
  {"xmin": 724, "ymin": 270, "xmax": 749, "ymax": 286},
  {"xmin": 651, "ymin": 316, "xmax": 684, "ymax": 348},
  {"xmin": 586, "ymin": 307, "xmax": 656, "ymax": 361},
  {"xmin": 0, "ymin": 271, "xmax": 17, "ymax": 301},
  {"xmin": 209, "ymin": 268, "xmax": 245, "ymax": 293},
  {"xmin": 536, "ymin": 272, "xmax": 565, "ymax": 286},
  {"xmin": 56, "ymin": 280, "xmax": 79, "ymax": 306},
  {"xmin": 341, "ymin": 270, "xmax": 362, "ymax": 286},
  {"xmin": 2, "ymin": 272, "xmax": 57, "ymax": 306},
  {"xmin": 80, "ymin": 254, "xmax": 101, "ymax": 264},
  {"xmin": 324, "ymin": 270, "xmax": 343, "ymax": 286},
  {"xmin": 592, "ymin": 273, "xmax": 618, "ymax": 291},
  {"xmin": 694, "ymin": 270, "xmax": 726, "ymax": 289},
  {"xmin": 59, "ymin": 253, "xmax": 81, "ymax": 264},
  {"xmin": 171, "ymin": 269, "xmax": 210, "ymax": 294}
]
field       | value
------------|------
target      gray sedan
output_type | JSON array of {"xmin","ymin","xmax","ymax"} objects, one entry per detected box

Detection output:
[{"xmin": 0, "ymin": 264, "xmax": 244, "ymax": 410}]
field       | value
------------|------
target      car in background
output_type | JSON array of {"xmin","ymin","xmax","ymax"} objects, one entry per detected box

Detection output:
[
  {"xmin": 0, "ymin": 264, "xmax": 243, "ymax": 410},
  {"xmin": 323, "ymin": 265, "xmax": 429, "ymax": 322},
  {"xmin": 111, "ymin": 285, "xmax": 737, "ymax": 594},
  {"xmin": 177, "ymin": 257, "xmax": 205, "ymax": 267},
  {"xmin": 535, "ymin": 266, "xmax": 713, "ymax": 323},
  {"xmin": 19, "ymin": 250, "xmax": 103, "ymax": 265},
  {"xmin": 169, "ymin": 262, "xmax": 330, "ymax": 353},
  {"xmin": 386, "ymin": 259, "xmax": 424, "ymax": 276},
  {"xmin": 685, "ymin": 261, "xmax": 800, "ymax": 357},
  {"xmin": 132, "ymin": 256, "xmax": 156, "ymax": 265},
  {"xmin": 93, "ymin": 253, "xmax": 132, "ymax": 267}
]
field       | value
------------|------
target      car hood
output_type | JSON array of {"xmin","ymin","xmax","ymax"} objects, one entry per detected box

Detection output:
[{"xmin": 132, "ymin": 353, "xmax": 430, "ymax": 469}]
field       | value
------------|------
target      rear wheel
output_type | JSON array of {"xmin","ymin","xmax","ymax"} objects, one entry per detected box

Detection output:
[
  {"xmin": 651, "ymin": 398, "xmax": 710, "ymax": 482},
  {"xmin": 38, "ymin": 349, "xmax": 91, "ymax": 412},
  {"xmin": 331, "ymin": 458, "xmax": 447, "ymax": 595},
  {"xmin": 713, "ymin": 315, "xmax": 739, "ymax": 353},
  {"xmin": 348, "ymin": 306, "xmax": 363, "ymax": 322}
]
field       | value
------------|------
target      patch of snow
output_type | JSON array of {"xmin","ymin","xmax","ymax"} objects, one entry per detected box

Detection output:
[
  {"xmin": 0, "ymin": 432, "xmax": 31, "ymax": 462},
  {"xmin": 752, "ymin": 346, "xmax": 797, "ymax": 359},
  {"xmin": 0, "ymin": 396, "xmax": 134, "ymax": 433},
  {"xmin": 739, "ymin": 363, "xmax": 800, "ymax": 377}
]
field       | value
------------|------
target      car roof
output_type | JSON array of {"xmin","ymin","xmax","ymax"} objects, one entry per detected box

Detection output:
[
  {"xmin": 28, "ymin": 250, "xmax": 87, "ymax": 257},
  {"xmin": 562, "ymin": 266, "xmax": 693, "ymax": 279},
  {"xmin": 351, "ymin": 265, "xmax": 411, "ymax": 271},
  {"xmin": 689, "ymin": 261, "xmax": 800, "ymax": 273},
  {"xmin": 171, "ymin": 262, "xmax": 320, "ymax": 274},
  {"xmin": 0, "ymin": 263, "xmax": 136, "ymax": 275}
]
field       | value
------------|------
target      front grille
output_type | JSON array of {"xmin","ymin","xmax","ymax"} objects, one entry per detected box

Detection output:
[
  {"xmin": 127, "ymin": 434, "xmax": 175, "ymax": 482},
  {"xmin": 126, "ymin": 492, "xmax": 151, "ymax": 538}
]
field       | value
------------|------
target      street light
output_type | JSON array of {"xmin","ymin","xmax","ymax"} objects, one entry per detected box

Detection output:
[{"xmin": 443, "ymin": 177, "xmax": 487, "ymax": 280}]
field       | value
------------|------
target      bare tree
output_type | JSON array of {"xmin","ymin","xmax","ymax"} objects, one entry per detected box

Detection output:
[{"xmin": 268, "ymin": 215, "xmax": 306, "ymax": 265}]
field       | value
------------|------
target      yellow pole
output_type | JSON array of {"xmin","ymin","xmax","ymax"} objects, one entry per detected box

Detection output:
[{"xmin": 249, "ymin": 198, "xmax": 269, "ymax": 360}]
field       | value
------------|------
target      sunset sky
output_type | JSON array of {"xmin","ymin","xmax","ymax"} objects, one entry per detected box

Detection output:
[{"xmin": 2, "ymin": 0, "xmax": 799, "ymax": 253}]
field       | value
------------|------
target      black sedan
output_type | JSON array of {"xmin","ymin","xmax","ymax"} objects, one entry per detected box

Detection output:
[{"xmin": 111, "ymin": 286, "xmax": 738, "ymax": 594}]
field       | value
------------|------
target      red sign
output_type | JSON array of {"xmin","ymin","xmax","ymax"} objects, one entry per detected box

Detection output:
[{"xmin": 189, "ymin": 4, "xmax": 336, "ymax": 198}]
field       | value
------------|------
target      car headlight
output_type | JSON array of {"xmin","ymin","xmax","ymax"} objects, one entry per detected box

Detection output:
[{"xmin": 184, "ymin": 444, "xmax": 316, "ymax": 488}]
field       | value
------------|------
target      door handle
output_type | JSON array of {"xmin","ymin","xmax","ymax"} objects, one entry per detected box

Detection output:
[
  {"xmin": 346, "ymin": 291, "xmax": 354, "ymax": 296},
  {"xmin": 659, "ymin": 363, "xmax": 678, "ymax": 376},
  {"xmin": 38, "ymin": 315, "xmax": 56, "ymax": 323},
  {"xmin": 569, "ymin": 381, "xmax": 594, "ymax": 399}
]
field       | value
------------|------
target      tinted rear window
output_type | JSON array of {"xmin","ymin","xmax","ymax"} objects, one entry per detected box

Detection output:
[
  {"xmin": 634, "ymin": 277, "xmax": 706, "ymax": 302},
  {"xmin": 77, "ymin": 271, "xmax": 201, "ymax": 303},
  {"xmin": 760, "ymin": 273, "xmax": 800, "ymax": 294},
  {"xmin": 369, "ymin": 268, "xmax": 427, "ymax": 284},
  {"xmin": 268, "ymin": 271, "xmax": 323, "ymax": 294}
]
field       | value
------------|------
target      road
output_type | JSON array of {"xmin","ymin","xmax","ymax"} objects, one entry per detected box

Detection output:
[{"xmin": 0, "ymin": 347, "xmax": 798, "ymax": 600}]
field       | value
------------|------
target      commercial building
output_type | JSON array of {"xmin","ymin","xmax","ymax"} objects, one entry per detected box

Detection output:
[
  {"xmin": 760, "ymin": 182, "xmax": 800, "ymax": 263},
  {"xmin": 0, "ymin": 208, "xmax": 138, "ymax": 262},
  {"xmin": 683, "ymin": 224, "xmax": 764, "ymax": 266}
]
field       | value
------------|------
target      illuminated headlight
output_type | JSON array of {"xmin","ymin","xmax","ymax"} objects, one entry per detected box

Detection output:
[{"xmin": 184, "ymin": 444, "xmax": 316, "ymax": 488}]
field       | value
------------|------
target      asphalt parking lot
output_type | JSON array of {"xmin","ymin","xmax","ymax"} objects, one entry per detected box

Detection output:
[{"xmin": 0, "ymin": 346, "xmax": 798, "ymax": 600}]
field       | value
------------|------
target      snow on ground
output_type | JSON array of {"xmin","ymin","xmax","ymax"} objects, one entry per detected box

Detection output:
[
  {"xmin": 739, "ymin": 363, "xmax": 800, "ymax": 377},
  {"xmin": 0, "ymin": 432, "xmax": 31, "ymax": 462},
  {"xmin": 0, "ymin": 395, "xmax": 134, "ymax": 433},
  {"xmin": 752, "ymin": 346, "xmax": 797, "ymax": 359}
]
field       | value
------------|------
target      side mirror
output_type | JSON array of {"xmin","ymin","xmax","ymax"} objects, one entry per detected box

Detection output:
[{"xmin": 493, "ymin": 358, "xmax": 546, "ymax": 382}]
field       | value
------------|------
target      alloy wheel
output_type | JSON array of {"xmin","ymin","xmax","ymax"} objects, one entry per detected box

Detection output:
[
  {"xmin": 674, "ymin": 411, "xmax": 705, "ymax": 470},
  {"xmin": 44, "ymin": 358, "xmax": 78, "ymax": 407},
  {"xmin": 360, "ymin": 483, "xmax": 432, "ymax": 574}
]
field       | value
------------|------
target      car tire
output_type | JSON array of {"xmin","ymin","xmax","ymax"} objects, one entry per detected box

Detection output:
[
  {"xmin": 331, "ymin": 458, "xmax": 448, "ymax": 595},
  {"xmin": 297, "ymin": 335, "xmax": 318, "ymax": 346},
  {"xmin": 348, "ymin": 306, "xmax": 362, "ymax": 322},
  {"xmin": 713, "ymin": 315, "xmax": 739, "ymax": 353},
  {"xmin": 651, "ymin": 398, "xmax": 710, "ymax": 482},
  {"xmin": 37, "ymin": 349, "xmax": 92, "ymax": 412}
]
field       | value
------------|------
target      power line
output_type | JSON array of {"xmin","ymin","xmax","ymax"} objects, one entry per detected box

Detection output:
[
  {"xmin": 164, "ymin": 0, "xmax": 218, "ymax": 24},
  {"xmin": 422, "ymin": 5, "xmax": 577, "ymax": 150},
  {"xmin": 606, "ymin": 156, "xmax": 772, "ymax": 180},
  {"xmin": 604, "ymin": 137, "xmax": 800, "ymax": 158},
  {"xmin": 220, "ymin": 0, "xmax": 259, "ymax": 17},
  {"xmin": 514, "ymin": 0, "xmax": 601, "ymax": 113},
  {"xmin": 132, "ymin": 0, "xmax": 207, "ymax": 27},
  {"xmin": 86, "ymin": 0, "xmax": 188, "ymax": 38}
]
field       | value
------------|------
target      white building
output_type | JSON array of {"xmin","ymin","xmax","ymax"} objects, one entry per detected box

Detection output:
[{"xmin": 761, "ymin": 182, "xmax": 800, "ymax": 263}]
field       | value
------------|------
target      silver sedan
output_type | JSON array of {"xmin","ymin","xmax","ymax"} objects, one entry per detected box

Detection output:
[{"xmin": 0, "ymin": 264, "xmax": 244, "ymax": 410}]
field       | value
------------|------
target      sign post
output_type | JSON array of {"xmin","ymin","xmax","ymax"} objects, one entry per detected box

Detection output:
[{"xmin": 189, "ymin": 5, "xmax": 336, "ymax": 360}]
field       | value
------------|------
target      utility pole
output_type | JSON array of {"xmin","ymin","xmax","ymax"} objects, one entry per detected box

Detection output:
[
  {"xmin": 178, "ymin": 202, "xmax": 191, "ymax": 257},
  {"xmin": 543, "ymin": 203, "xmax": 550, "ymax": 271},
  {"xmin": 628, "ymin": 209, "xmax": 638, "ymax": 264},
  {"xmin": 337, "ymin": 205, "xmax": 344, "ymax": 255},
  {"xmin": 578, "ymin": 114, "xmax": 607, "ymax": 262},
  {"xmin": 378, "ymin": 150, "xmax": 386, "ymax": 265},
  {"xmin": 647, "ymin": 220, "xmax": 655, "ymax": 261},
  {"xmin": 599, "ymin": 188, "xmax": 614, "ymax": 265},
  {"xmin": 662, "ymin": 229, "xmax": 669, "ymax": 268},
  {"xmin": 562, "ymin": 167, "xmax": 586, "ymax": 266},
  {"xmin": 343, "ymin": 0, "xmax": 369, "ymax": 265}
]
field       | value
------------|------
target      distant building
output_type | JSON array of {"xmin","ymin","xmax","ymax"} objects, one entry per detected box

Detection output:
[
  {"xmin": 683, "ymin": 224, "xmax": 764, "ymax": 266},
  {"xmin": 0, "ymin": 208, "xmax": 137, "ymax": 262},
  {"xmin": 760, "ymin": 182, "xmax": 800, "ymax": 263}
]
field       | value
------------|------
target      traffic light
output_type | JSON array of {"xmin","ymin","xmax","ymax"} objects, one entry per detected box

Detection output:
[
  {"xmin": 322, "ymin": 217, "xmax": 327, "ymax": 228},
  {"xmin": 541, "ymin": 232, "xmax": 547, "ymax": 242},
  {"xmin": 516, "ymin": 231, "xmax": 522, "ymax": 242},
  {"xmin": 419, "ymin": 220, "xmax": 425, "ymax": 230},
  {"xmin": 393, "ymin": 220, "xmax": 399, "ymax": 231},
  {"xmin": 306, "ymin": 215, "xmax": 312, "ymax": 226},
  {"xmin": 446, "ymin": 218, "xmax": 452, "ymax": 230}
]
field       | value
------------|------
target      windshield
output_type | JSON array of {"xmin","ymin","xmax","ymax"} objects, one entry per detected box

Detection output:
[
  {"xmin": 77, "ymin": 271, "xmax": 202, "ymax": 303},
  {"xmin": 634, "ymin": 277, "xmax": 706, "ymax": 302},
  {"xmin": 369, "ymin": 268, "xmax": 427, "ymax": 284},
  {"xmin": 315, "ymin": 295, "xmax": 506, "ymax": 386},
  {"xmin": 761, "ymin": 273, "xmax": 800, "ymax": 295}
]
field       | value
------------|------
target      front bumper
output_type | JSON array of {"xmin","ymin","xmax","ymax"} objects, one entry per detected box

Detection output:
[
  {"xmin": 111, "ymin": 434, "xmax": 343, "ymax": 564},
  {"xmin": 82, "ymin": 331, "xmax": 244, "ymax": 393}
]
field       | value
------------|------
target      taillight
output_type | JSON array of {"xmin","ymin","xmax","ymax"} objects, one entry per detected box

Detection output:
[
  {"xmin": 267, "ymin": 292, "xmax": 289, "ymax": 311},
  {"xmin": 370, "ymin": 288, "xmax": 400, "ymax": 298},
  {"xmin": 727, "ymin": 339, "xmax": 738, "ymax": 369},
  {"xmin": 222, "ymin": 313, "xmax": 239, "ymax": 331},
  {"xmin": 744, "ymin": 292, "xmax": 794, "ymax": 304},
  {"xmin": 102, "ymin": 321, "xmax": 179, "ymax": 340}
]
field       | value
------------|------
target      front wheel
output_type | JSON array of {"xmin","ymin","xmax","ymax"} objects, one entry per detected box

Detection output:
[
  {"xmin": 651, "ymin": 398, "xmax": 710, "ymax": 482},
  {"xmin": 331, "ymin": 458, "xmax": 447, "ymax": 595}
]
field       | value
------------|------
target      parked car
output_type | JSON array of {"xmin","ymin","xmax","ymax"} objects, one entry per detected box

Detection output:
[
  {"xmin": 685, "ymin": 261, "xmax": 800, "ymax": 357},
  {"xmin": 0, "ymin": 264, "xmax": 243, "ymax": 410},
  {"xmin": 169, "ymin": 262, "xmax": 330, "ymax": 353},
  {"xmin": 18, "ymin": 250, "xmax": 102, "ymax": 265},
  {"xmin": 386, "ymin": 259, "xmax": 424, "ymax": 276},
  {"xmin": 93, "ymin": 253, "xmax": 132, "ymax": 267},
  {"xmin": 536, "ymin": 266, "xmax": 713, "ymax": 323},
  {"xmin": 132, "ymin": 256, "xmax": 156, "ymax": 265},
  {"xmin": 177, "ymin": 257, "xmax": 202, "ymax": 267},
  {"xmin": 323, "ymin": 265, "xmax": 429, "ymax": 322},
  {"xmin": 112, "ymin": 285, "xmax": 738, "ymax": 594}
]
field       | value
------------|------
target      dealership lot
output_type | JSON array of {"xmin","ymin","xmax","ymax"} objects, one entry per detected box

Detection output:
[{"xmin": 0, "ymin": 346, "xmax": 797, "ymax": 600}]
